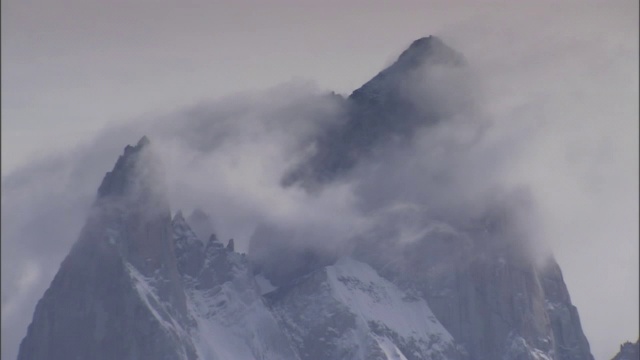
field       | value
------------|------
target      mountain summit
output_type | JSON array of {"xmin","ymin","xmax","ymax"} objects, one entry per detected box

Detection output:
[
  {"xmin": 393, "ymin": 36, "xmax": 466, "ymax": 67},
  {"xmin": 18, "ymin": 38, "xmax": 594, "ymax": 360},
  {"xmin": 97, "ymin": 135, "xmax": 151, "ymax": 198},
  {"xmin": 350, "ymin": 35, "xmax": 466, "ymax": 101},
  {"xmin": 282, "ymin": 36, "xmax": 470, "ymax": 188}
]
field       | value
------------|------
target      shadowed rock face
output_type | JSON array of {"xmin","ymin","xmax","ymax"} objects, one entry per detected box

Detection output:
[
  {"xmin": 282, "ymin": 36, "xmax": 469, "ymax": 188},
  {"xmin": 18, "ymin": 138, "xmax": 198, "ymax": 360},
  {"xmin": 172, "ymin": 211, "xmax": 205, "ymax": 279},
  {"xmin": 351, "ymin": 208, "xmax": 594, "ymax": 360},
  {"xmin": 19, "ymin": 138, "xmax": 297, "ymax": 360},
  {"xmin": 539, "ymin": 257, "xmax": 594, "ymax": 360}
]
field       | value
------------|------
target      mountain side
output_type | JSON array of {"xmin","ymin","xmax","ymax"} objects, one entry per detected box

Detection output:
[
  {"xmin": 18, "ymin": 137, "xmax": 197, "ymax": 360},
  {"xmin": 18, "ymin": 138, "xmax": 301, "ymax": 360},
  {"xmin": 282, "ymin": 36, "xmax": 469, "ymax": 188},
  {"xmin": 538, "ymin": 257, "xmax": 594, "ymax": 360},
  {"xmin": 351, "ymin": 205, "xmax": 594, "ymax": 360},
  {"xmin": 266, "ymin": 257, "xmax": 466, "ymax": 360},
  {"xmin": 172, "ymin": 213, "xmax": 300, "ymax": 360}
]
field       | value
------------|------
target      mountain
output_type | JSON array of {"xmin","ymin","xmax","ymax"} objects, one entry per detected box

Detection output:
[
  {"xmin": 281, "ymin": 36, "xmax": 469, "ymax": 188},
  {"xmin": 611, "ymin": 340, "xmax": 639, "ymax": 360},
  {"xmin": 18, "ymin": 137, "xmax": 198, "ymax": 360},
  {"xmin": 343, "ymin": 203, "xmax": 594, "ymax": 360},
  {"xmin": 266, "ymin": 257, "xmax": 464, "ymax": 360},
  {"xmin": 17, "ymin": 137, "xmax": 459, "ymax": 360},
  {"xmin": 17, "ymin": 36, "xmax": 595, "ymax": 360}
]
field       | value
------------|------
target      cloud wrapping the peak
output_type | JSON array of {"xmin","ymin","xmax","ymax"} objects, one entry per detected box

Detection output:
[{"xmin": 2, "ymin": 3, "xmax": 637, "ymax": 359}]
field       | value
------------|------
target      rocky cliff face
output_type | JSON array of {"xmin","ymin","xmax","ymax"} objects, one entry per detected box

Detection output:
[
  {"xmin": 539, "ymin": 257, "xmax": 594, "ymax": 360},
  {"xmin": 18, "ymin": 137, "xmax": 198, "ymax": 360},
  {"xmin": 347, "ymin": 209, "xmax": 593, "ymax": 360},
  {"xmin": 282, "ymin": 36, "xmax": 470, "ymax": 188}
]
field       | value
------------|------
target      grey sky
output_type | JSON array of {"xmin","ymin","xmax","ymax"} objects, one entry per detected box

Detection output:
[{"xmin": 2, "ymin": 1, "xmax": 638, "ymax": 360}]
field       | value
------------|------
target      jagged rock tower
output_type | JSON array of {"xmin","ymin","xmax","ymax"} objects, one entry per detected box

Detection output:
[{"xmin": 18, "ymin": 137, "xmax": 198, "ymax": 360}]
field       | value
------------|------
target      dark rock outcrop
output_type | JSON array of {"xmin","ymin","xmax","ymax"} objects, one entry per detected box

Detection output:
[
  {"xmin": 172, "ymin": 211, "xmax": 205, "ymax": 279},
  {"xmin": 611, "ymin": 340, "xmax": 639, "ymax": 360}
]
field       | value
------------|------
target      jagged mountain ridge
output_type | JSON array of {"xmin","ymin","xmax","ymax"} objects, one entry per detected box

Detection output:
[
  {"xmin": 611, "ymin": 340, "xmax": 639, "ymax": 360},
  {"xmin": 18, "ymin": 138, "xmax": 460, "ymax": 360},
  {"xmin": 17, "ymin": 36, "xmax": 595, "ymax": 360}
]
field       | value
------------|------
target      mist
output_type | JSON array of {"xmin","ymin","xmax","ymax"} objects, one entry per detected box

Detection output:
[{"xmin": 3, "ymin": 2, "xmax": 638, "ymax": 360}]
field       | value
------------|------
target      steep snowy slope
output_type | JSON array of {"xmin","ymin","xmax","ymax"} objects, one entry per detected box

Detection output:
[
  {"xmin": 266, "ymin": 257, "xmax": 465, "ymax": 360},
  {"xmin": 172, "ymin": 213, "xmax": 299, "ymax": 360}
]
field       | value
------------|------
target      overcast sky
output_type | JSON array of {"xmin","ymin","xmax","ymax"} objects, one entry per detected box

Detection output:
[{"xmin": 2, "ymin": 1, "xmax": 638, "ymax": 359}]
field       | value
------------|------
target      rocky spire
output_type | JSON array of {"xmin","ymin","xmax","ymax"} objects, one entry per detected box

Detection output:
[
  {"xmin": 18, "ymin": 137, "xmax": 197, "ymax": 360},
  {"xmin": 92, "ymin": 137, "xmax": 174, "ymax": 275},
  {"xmin": 172, "ymin": 209, "xmax": 205, "ymax": 279},
  {"xmin": 97, "ymin": 135, "xmax": 151, "ymax": 198},
  {"xmin": 283, "ymin": 36, "xmax": 468, "ymax": 188}
]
